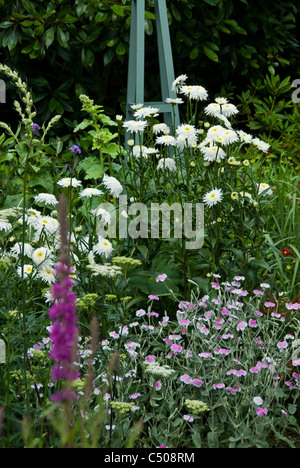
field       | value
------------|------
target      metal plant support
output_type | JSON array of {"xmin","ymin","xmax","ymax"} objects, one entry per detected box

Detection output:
[{"xmin": 126, "ymin": 0, "xmax": 180, "ymax": 131}]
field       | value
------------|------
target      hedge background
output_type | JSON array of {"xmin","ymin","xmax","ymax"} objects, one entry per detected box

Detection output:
[{"xmin": 0, "ymin": 0, "xmax": 299, "ymax": 133}]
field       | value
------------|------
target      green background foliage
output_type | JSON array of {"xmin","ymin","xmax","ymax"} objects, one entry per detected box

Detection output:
[{"xmin": 0, "ymin": 0, "xmax": 299, "ymax": 132}]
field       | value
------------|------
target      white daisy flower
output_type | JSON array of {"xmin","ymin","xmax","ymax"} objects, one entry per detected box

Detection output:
[
  {"xmin": 237, "ymin": 130, "xmax": 253, "ymax": 144},
  {"xmin": 165, "ymin": 97, "xmax": 184, "ymax": 105},
  {"xmin": 32, "ymin": 247, "xmax": 54, "ymax": 266},
  {"xmin": 134, "ymin": 106, "xmax": 159, "ymax": 119},
  {"xmin": 221, "ymin": 103, "xmax": 239, "ymax": 117},
  {"xmin": 17, "ymin": 264, "xmax": 34, "ymax": 278},
  {"xmin": 258, "ymin": 183, "xmax": 273, "ymax": 196},
  {"xmin": 215, "ymin": 97, "xmax": 229, "ymax": 105},
  {"xmin": 130, "ymin": 103, "xmax": 144, "ymax": 110},
  {"xmin": 79, "ymin": 188, "xmax": 103, "ymax": 198},
  {"xmin": 10, "ymin": 242, "xmax": 33, "ymax": 258},
  {"xmin": 155, "ymin": 135, "xmax": 177, "ymax": 146},
  {"xmin": 171, "ymin": 74, "xmax": 188, "ymax": 93},
  {"xmin": 200, "ymin": 145, "xmax": 227, "ymax": 162},
  {"xmin": 157, "ymin": 158, "xmax": 176, "ymax": 171},
  {"xmin": 57, "ymin": 177, "xmax": 82, "ymax": 188},
  {"xmin": 252, "ymin": 138, "xmax": 270, "ymax": 153},
  {"xmin": 204, "ymin": 103, "xmax": 221, "ymax": 117},
  {"xmin": 0, "ymin": 219, "xmax": 12, "ymax": 232},
  {"xmin": 132, "ymin": 145, "xmax": 149, "ymax": 159},
  {"xmin": 123, "ymin": 120, "xmax": 148, "ymax": 133},
  {"xmin": 180, "ymin": 85, "xmax": 208, "ymax": 101},
  {"xmin": 102, "ymin": 174, "xmax": 123, "ymax": 199},
  {"xmin": 153, "ymin": 123, "xmax": 170, "ymax": 135},
  {"xmin": 37, "ymin": 265, "xmax": 56, "ymax": 283},
  {"xmin": 91, "ymin": 207, "xmax": 111, "ymax": 225},
  {"xmin": 176, "ymin": 124, "xmax": 198, "ymax": 148},
  {"xmin": 34, "ymin": 193, "xmax": 58, "ymax": 206},
  {"xmin": 93, "ymin": 238, "xmax": 114, "ymax": 259},
  {"xmin": 203, "ymin": 188, "xmax": 223, "ymax": 208}
]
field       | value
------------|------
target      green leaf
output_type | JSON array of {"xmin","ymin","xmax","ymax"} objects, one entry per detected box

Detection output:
[
  {"xmin": 95, "ymin": 11, "xmax": 109, "ymax": 23},
  {"xmin": 84, "ymin": 164, "xmax": 105, "ymax": 180},
  {"xmin": 112, "ymin": 4, "xmax": 125, "ymax": 16},
  {"xmin": 57, "ymin": 27, "xmax": 69, "ymax": 48},
  {"xmin": 116, "ymin": 41, "xmax": 126, "ymax": 56},
  {"xmin": 207, "ymin": 431, "xmax": 219, "ymax": 448},
  {"xmin": 44, "ymin": 27, "xmax": 55, "ymax": 48},
  {"xmin": 203, "ymin": 46, "xmax": 218, "ymax": 62},
  {"xmin": 189, "ymin": 47, "xmax": 199, "ymax": 60}
]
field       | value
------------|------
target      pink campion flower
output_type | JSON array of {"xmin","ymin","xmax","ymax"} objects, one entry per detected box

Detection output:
[
  {"xmin": 256, "ymin": 407, "xmax": 268, "ymax": 417},
  {"xmin": 271, "ymin": 312, "xmax": 281, "ymax": 318},
  {"xmin": 183, "ymin": 415, "xmax": 194, "ymax": 422},
  {"xmin": 161, "ymin": 316, "xmax": 169, "ymax": 326},
  {"xmin": 145, "ymin": 354, "xmax": 156, "ymax": 362},
  {"xmin": 264, "ymin": 301, "xmax": 276, "ymax": 308},
  {"xmin": 197, "ymin": 323, "xmax": 209, "ymax": 335},
  {"xmin": 249, "ymin": 319, "xmax": 258, "ymax": 328},
  {"xmin": 285, "ymin": 334, "xmax": 295, "ymax": 340},
  {"xmin": 198, "ymin": 352, "xmax": 212, "ymax": 359},
  {"xmin": 260, "ymin": 283, "xmax": 270, "ymax": 289},
  {"xmin": 136, "ymin": 309, "xmax": 146, "ymax": 317},
  {"xmin": 221, "ymin": 307, "xmax": 230, "ymax": 316},
  {"xmin": 226, "ymin": 386, "xmax": 241, "ymax": 395},
  {"xmin": 255, "ymin": 310, "xmax": 263, "ymax": 317},
  {"xmin": 236, "ymin": 369, "xmax": 247, "ymax": 377},
  {"xmin": 222, "ymin": 333, "xmax": 234, "ymax": 339},
  {"xmin": 292, "ymin": 359, "xmax": 300, "ymax": 366},
  {"xmin": 149, "ymin": 311, "xmax": 159, "ymax": 317},
  {"xmin": 179, "ymin": 319, "xmax": 190, "ymax": 326},
  {"xmin": 237, "ymin": 321, "xmax": 247, "ymax": 331},
  {"xmin": 215, "ymin": 348, "xmax": 231, "ymax": 356},
  {"xmin": 157, "ymin": 445, "xmax": 166, "ymax": 448},
  {"xmin": 154, "ymin": 381, "xmax": 162, "ymax": 391},
  {"xmin": 277, "ymin": 341, "xmax": 288, "ymax": 349},
  {"xmin": 253, "ymin": 289, "xmax": 264, "ymax": 296},
  {"xmin": 148, "ymin": 295, "xmax": 159, "ymax": 301},
  {"xmin": 285, "ymin": 381, "xmax": 293, "ymax": 390},
  {"xmin": 109, "ymin": 331, "xmax": 119, "ymax": 339},
  {"xmin": 191, "ymin": 378, "xmax": 203, "ymax": 387},
  {"xmin": 226, "ymin": 369, "xmax": 237, "ymax": 376},
  {"xmin": 253, "ymin": 396, "xmax": 263, "ymax": 406},
  {"xmin": 156, "ymin": 273, "xmax": 167, "ymax": 282},
  {"xmin": 281, "ymin": 410, "xmax": 288, "ymax": 417},
  {"xmin": 211, "ymin": 282, "xmax": 220, "ymax": 290},
  {"xmin": 250, "ymin": 366, "xmax": 260, "ymax": 374},
  {"xmin": 213, "ymin": 383, "xmax": 225, "ymax": 390},
  {"xmin": 171, "ymin": 343, "xmax": 183, "ymax": 353},
  {"xmin": 129, "ymin": 392, "xmax": 141, "ymax": 399},
  {"xmin": 234, "ymin": 275, "xmax": 245, "ymax": 281},
  {"xmin": 180, "ymin": 374, "xmax": 192, "ymax": 384}
]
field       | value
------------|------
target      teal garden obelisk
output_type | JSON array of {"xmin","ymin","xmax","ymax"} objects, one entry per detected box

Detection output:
[{"xmin": 126, "ymin": 0, "xmax": 180, "ymax": 131}]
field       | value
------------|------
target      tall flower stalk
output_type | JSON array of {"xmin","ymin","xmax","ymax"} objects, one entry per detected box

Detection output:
[{"xmin": 48, "ymin": 194, "xmax": 80, "ymax": 405}]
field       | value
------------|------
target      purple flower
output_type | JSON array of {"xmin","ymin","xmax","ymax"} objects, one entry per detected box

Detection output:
[
  {"xmin": 32, "ymin": 123, "xmax": 41, "ymax": 131},
  {"xmin": 48, "ymin": 262, "xmax": 80, "ymax": 401},
  {"xmin": 256, "ymin": 407, "xmax": 268, "ymax": 417},
  {"xmin": 156, "ymin": 273, "xmax": 167, "ymax": 282},
  {"xmin": 69, "ymin": 145, "xmax": 81, "ymax": 154}
]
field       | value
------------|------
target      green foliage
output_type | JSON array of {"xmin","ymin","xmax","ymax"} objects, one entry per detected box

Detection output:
[{"xmin": 0, "ymin": 0, "xmax": 299, "ymax": 131}]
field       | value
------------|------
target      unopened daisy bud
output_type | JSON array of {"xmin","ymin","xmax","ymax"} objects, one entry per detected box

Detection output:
[
  {"xmin": 204, "ymin": 122, "xmax": 210, "ymax": 128},
  {"xmin": 127, "ymin": 139, "xmax": 135, "ymax": 147},
  {"xmin": 116, "ymin": 115, "xmax": 123, "ymax": 121}
]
